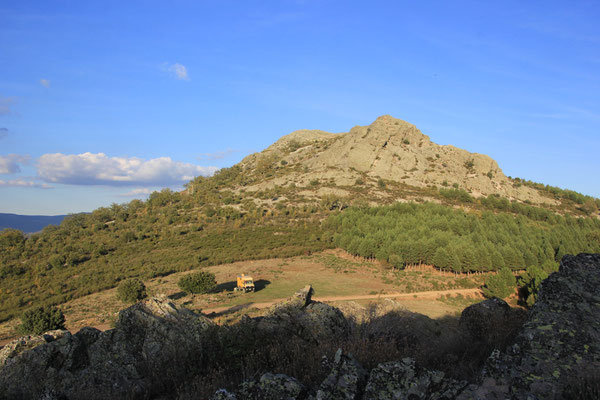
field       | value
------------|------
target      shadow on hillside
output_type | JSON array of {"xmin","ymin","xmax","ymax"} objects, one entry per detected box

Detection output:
[
  {"xmin": 206, "ymin": 303, "xmax": 254, "ymax": 319},
  {"xmin": 214, "ymin": 281, "xmax": 237, "ymax": 292},
  {"xmin": 254, "ymin": 279, "xmax": 271, "ymax": 292},
  {"xmin": 214, "ymin": 279, "xmax": 271, "ymax": 293},
  {"xmin": 168, "ymin": 291, "xmax": 187, "ymax": 300}
]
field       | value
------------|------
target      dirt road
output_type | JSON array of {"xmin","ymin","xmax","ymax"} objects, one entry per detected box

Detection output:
[{"xmin": 202, "ymin": 287, "xmax": 483, "ymax": 314}]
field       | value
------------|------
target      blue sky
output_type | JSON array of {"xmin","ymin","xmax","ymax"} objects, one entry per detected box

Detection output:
[{"xmin": 1, "ymin": 0, "xmax": 599, "ymax": 215}]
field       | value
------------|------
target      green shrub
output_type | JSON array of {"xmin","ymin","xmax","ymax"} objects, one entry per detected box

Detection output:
[
  {"xmin": 483, "ymin": 267, "xmax": 516, "ymax": 299},
  {"xmin": 19, "ymin": 305, "xmax": 65, "ymax": 335},
  {"xmin": 117, "ymin": 279, "xmax": 147, "ymax": 303},
  {"xmin": 178, "ymin": 271, "xmax": 217, "ymax": 294}
]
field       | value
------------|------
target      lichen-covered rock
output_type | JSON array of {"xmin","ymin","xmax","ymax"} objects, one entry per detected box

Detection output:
[
  {"xmin": 211, "ymin": 388, "xmax": 239, "ymax": 400},
  {"xmin": 0, "ymin": 329, "xmax": 69, "ymax": 368},
  {"xmin": 210, "ymin": 372, "xmax": 307, "ymax": 400},
  {"xmin": 363, "ymin": 358, "xmax": 468, "ymax": 400},
  {"xmin": 459, "ymin": 253, "xmax": 600, "ymax": 399},
  {"xmin": 292, "ymin": 285, "xmax": 314, "ymax": 307},
  {"xmin": 240, "ymin": 372, "xmax": 308, "ymax": 399},
  {"xmin": 459, "ymin": 297, "xmax": 511, "ymax": 340},
  {"xmin": 257, "ymin": 286, "xmax": 349, "ymax": 343},
  {"xmin": 316, "ymin": 348, "xmax": 367, "ymax": 400},
  {"xmin": 0, "ymin": 296, "xmax": 215, "ymax": 399}
]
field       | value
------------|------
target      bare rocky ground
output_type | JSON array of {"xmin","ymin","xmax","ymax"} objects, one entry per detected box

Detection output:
[{"xmin": 0, "ymin": 253, "xmax": 598, "ymax": 399}]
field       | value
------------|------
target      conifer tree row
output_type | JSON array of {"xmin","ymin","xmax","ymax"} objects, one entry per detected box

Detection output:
[{"xmin": 325, "ymin": 202, "xmax": 600, "ymax": 273}]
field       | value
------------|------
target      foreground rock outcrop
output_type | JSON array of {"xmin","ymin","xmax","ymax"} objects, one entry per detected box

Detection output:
[
  {"xmin": 255, "ymin": 285, "xmax": 350, "ymax": 344},
  {"xmin": 458, "ymin": 297, "xmax": 526, "ymax": 343},
  {"xmin": 2, "ymin": 254, "xmax": 600, "ymax": 399},
  {"xmin": 0, "ymin": 296, "xmax": 215, "ymax": 399},
  {"xmin": 363, "ymin": 358, "xmax": 468, "ymax": 400},
  {"xmin": 459, "ymin": 253, "xmax": 600, "ymax": 399}
]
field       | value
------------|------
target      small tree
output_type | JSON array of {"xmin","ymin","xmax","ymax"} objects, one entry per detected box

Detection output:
[
  {"xmin": 483, "ymin": 267, "xmax": 516, "ymax": 299},
  {"xmin": 433, "ymin": 247, "xmax": 450, "ymax": 270},
  {"xmin": 19, "ymin": 305, "xmax": 65, "ymax": 335},
  {"xmin": 117, "ymin": 279, "xmax": 147, "ymax": 303},
  {"xmin": 388, "ymin": 254, "xmax": 404, "ymax": 270},
  {"xmin": 178, "ymin": 271, "xmax": 217, "ymax": 294}
]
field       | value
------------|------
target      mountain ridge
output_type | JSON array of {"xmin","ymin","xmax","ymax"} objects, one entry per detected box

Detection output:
[{"xmin": 0, "ymin": 213, "xmax": 67, "ymax": 234}]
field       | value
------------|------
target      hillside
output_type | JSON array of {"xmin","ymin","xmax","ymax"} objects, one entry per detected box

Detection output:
[
  {"xmin": 0, "ymin": 213, "xmax": 66, "ymax": 234},
  {"xmin": 0, "ymin": 115, "xmax": 599, "ymax": 321}
]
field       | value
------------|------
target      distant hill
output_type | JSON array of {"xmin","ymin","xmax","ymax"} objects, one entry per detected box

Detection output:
[{"xmin": 0, "ymin": 213, "xmax": 67, "ymax": 233}]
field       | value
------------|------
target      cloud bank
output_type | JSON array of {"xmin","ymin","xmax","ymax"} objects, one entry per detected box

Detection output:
[
  {"xmin": 0, "ymin": 154, "xmax": 29, "ymax": 174},
  {"xmin": 0, "ymin": 179, "xmax": 52, "ymax": 189},
  {"xmin": 37, "ymin": 152, "xmax": 217, "ymax": 186}
]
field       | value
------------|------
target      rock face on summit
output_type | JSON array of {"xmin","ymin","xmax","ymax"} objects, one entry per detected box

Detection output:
[{"xmin": 239, "ymin": 115, "xmax": 549, "ymax": 203}]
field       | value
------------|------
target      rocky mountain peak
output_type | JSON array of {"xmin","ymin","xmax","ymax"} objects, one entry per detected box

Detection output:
[
  {"xmin": 238, "ymin": 115, "xmax": 550, "ymax": 204},
  {"xmin": 355, "ymin": 114, "xmax": 429, "ymax": 143}
]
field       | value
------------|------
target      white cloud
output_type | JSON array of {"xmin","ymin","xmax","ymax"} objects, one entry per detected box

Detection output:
[
  {"xmin": 0, "ymin": 127, "xmax": 8, "ymax": 140},
  {"xmin": 40, "ymin": 79, "xmax": 51, "ymax": 88},
  {"xmin": 119, "ymin": 188, "xmax": 154, "ymax": 197},
  {"xmin": 197, "ymin": 148, "xmax": 237, "ymax": 161},
  {"xmin": 37, "ymin": 152, "xmax": 218, "ymax": 186},
  {"xmin": 168, "ymin": 63, "xmax": 189, "ymax": 80},
  {"xmin": 0, "ymin": 178, "xmax": 52, "ymax": 189},
  {"xmin": 0, "ymin": 154, "xmax": 29, "ymax": 174},
  {"xmin": 0, "ymin": 97, "xmax": 16, "ymax": 116}
]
